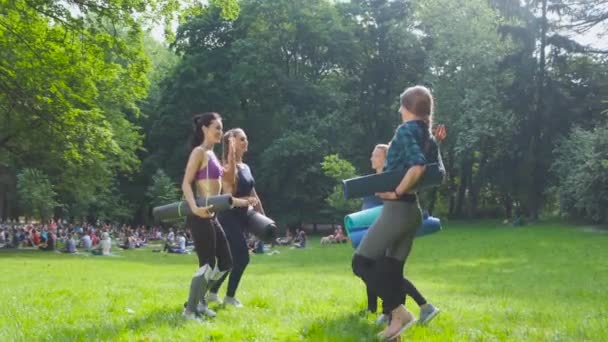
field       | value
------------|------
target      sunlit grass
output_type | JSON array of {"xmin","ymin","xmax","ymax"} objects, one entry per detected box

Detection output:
[{"xmin": 1, "ymin": 221, "xmax": 606, "ymax": 341}]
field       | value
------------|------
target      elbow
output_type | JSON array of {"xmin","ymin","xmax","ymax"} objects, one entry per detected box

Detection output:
[
  {"xmin": 413, "ymin": 164, "xmax": 426, "ymax": 174},
  {"xmin": 181, "ymin": 181, "xmax": 190, "ymax": 194}
]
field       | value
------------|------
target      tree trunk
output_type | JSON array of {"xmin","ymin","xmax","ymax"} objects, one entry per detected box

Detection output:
[
  {"xmin": 503, "ymin": 193, "xmax": 513, "ymax": 220},
  {"xmin": 455, "ymin": 157, "xmax": 472, "ymax": 218},
  {"xmin": 448, "ymin": 147, "xmax": 456, "ymax": 217},
  {"xmin": 531, "ymin": 0, "xmax": 548, "ymax": 220},
  {"xmin": 469, "ymin": 148, "xmax": 488, "ymax": 217}
]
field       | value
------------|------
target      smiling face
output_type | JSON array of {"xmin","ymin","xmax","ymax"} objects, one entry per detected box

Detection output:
[
  {"xmin": 203, "ymin": 119, "xmax": 223, "ymax": 145},
  {"xmin": 232, "ymin": 129, "xmax": 248, "ymax": 155}
]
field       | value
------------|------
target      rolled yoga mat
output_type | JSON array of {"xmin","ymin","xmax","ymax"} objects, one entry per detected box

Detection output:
[
  {"xmin": 342, "ymin": 163, "xmax": 444, "ymax": 200},
  {"xmin": 246, "ymin": 209, "xmax": 278, "ymax": 243},
  {"xmin": 152, "ymin": 194, "xmax": 233, "ymax": 221},
  {"xmin": 344, "ymin": 205, "xmax": 383, "ymax": 233},
  {"xmin": 348, "ymin": 217, "xmax": 442, "ymax": 248}
]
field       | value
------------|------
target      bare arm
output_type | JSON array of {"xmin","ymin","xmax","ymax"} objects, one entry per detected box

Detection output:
[
  {"xmin": 223, "ymin": 135, "xmax": 237, "ymax": 191},
  {"xmin": 395, "ymin": 164, "xmax": 426, "ymax": 195},
  {"xmin": 251, "ymin": 187, "xmax": 265, "ymax": 215},
  {"xmin": 375, "ymin": 165, "xmax": 426, "ymax": 200}
]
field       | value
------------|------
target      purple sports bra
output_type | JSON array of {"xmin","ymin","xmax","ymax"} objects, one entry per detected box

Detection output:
[{"xmin": 195, "ymin": 151, "xmax": 223, "ymax": 180}]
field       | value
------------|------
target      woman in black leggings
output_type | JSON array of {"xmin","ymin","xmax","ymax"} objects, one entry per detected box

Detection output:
[
  {"xmin": 207, "ymin": 128, "xmax": 265, "ymax": 308},
  {"xmin": 181, "ymin": 112, "xmax": 233, "ymax": 320}
]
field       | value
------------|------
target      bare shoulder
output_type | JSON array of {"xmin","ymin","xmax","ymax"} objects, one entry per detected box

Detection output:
[{"xmin": 190, "ymin": 146, "xmax": 208, "ymax": 161}]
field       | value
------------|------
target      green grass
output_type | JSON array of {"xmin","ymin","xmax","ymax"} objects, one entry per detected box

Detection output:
[{"xmin": 1, "ymin": 221, "xmax": 607, "ymax": 341}]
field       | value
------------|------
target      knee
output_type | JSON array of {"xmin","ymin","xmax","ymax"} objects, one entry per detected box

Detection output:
[
  {"xmin": 234, "ymin": 251, "xmax": 249, "ymax": 271},
  {"xmin": 242, "ymin": 253, "xmax": 250, "ymax": 268},
  {"xmin": 376, "ymin": 256, "xmax": 402, "ymax": 281}
]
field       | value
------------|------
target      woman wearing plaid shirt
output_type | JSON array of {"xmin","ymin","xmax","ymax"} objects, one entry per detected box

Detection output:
[{"xmin": 352, "ymin": 86, "xmax": 443, "ymax": 340}]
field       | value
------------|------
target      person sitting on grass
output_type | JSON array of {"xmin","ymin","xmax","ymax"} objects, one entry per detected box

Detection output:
[
  {"xmin": 81, "ymin": 231, "xmax": 92, "ymax": 250},
  {"xmin": 167, "ymin": 232, "xmax": 188, "ymax": 254},
  {"xmin": 120, "ymin": 233, "xmax": 136, "ymax": 250},
  {"xmin": 293, "ymin": 228, "xmax": 307, "ymax": 248},
  {"xmin": 39, "ymin": 231, "xmax": 56, "ymax": 251},
  {"xmin": 63, "ymin": 233, "xmax": 77, "ymax": 254},
  {"xmin": 321, "ymin": 226, "xmax": 347, "ymax": 245},
  {"xmin": 276, "ymin": 229, "xmax": 293, "ymax": 246},
  {"xmin": 92, "ymin": 232, "xmax": 112, "ymax": 256}
]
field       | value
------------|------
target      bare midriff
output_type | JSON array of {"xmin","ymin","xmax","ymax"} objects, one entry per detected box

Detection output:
[{"xmin": 194, "ymin": 179, "xmax": 222, "ymax": 199}]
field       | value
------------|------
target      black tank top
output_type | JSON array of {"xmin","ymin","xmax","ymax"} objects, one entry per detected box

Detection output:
[{"xmin": 234, "ymin": 163, "xmax": 255, "ymax": 197}]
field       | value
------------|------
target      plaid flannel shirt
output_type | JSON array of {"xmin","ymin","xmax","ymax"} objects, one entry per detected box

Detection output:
[{"xmin": 384, "ymin": 120, "xmax": 438, "ymax": 172}]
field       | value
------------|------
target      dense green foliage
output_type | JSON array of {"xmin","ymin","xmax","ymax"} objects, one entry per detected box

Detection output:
[
  {"xmin": 1, "ymin": 222, "xmax": 607, "ymax": 340},
  {"xmin": 1, "ymin": 0, "xmax": 607, "ymax": 224}
]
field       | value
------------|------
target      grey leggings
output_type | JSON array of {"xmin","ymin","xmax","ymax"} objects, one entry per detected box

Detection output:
[
  {"xmin": 352, "ymin": 199, "xmax": 423, "ymax": 312},
  {"xmin": 356, "ymin": 199, "xmax": 422, "ymax": 261}
]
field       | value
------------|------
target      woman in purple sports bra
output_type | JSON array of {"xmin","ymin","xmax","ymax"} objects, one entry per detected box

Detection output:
[{"xmin": 181, "ymin": 112, "xmax": 234, "ymax": 320}]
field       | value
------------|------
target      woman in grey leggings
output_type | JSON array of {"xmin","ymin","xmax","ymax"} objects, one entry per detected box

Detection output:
[
  {"xmin": 352, "ymin": 86, "xmax": 442, "ymax": 340},
  {"xmin": 364, "ymin": 144, "xmax": 442, "ymax": 327}
]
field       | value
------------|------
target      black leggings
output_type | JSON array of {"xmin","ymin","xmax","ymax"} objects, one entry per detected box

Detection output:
[
  {"xmin": 365, "ymin": 261, "xmax": 427, "ymax": 313},
  {"xmin": 188, "ymin": 215, "xmax": 233, "ymax": 271},
  {"xmin": 210, "ymin": 209, "xmax": 250, "ymax": 297}
]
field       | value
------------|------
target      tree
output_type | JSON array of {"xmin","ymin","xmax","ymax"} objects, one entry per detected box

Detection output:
[
  {"xmin": 146, "ymin": 169, "xmax": 181, "ymax": 208},
  {"xmin": 558, "ymin": 0, "xmax": 608, "ymax": 37},
  {"xmin": 16, "ymin": 168, "xmax": 59, "ymax": 222},
  {"xmin": 416, "ymin": 0, "xmax": 516, "ymax": 218},
  {"xmin": 321, "ymin": 154, "xmax": 362, "ymax": 219},
  {"xmin": 551, "ymin": 121, "xmax": 608, "ymax": 223}
]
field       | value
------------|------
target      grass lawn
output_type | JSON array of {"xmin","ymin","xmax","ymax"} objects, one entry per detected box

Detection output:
[{"xmin": 1, "ymin": 221, "xmax": 607, "ymax": 341}]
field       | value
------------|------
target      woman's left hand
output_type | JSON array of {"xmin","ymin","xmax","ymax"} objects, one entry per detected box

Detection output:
[
  {"xmin": 375, "ymin": 192, "xmax": 399, "ymax": 200},
  {"xmin": 434, "ymin": 124, "xmax": 447, "ymax": 142}
]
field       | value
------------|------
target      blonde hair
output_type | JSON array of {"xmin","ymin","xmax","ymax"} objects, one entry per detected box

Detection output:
[
  {"xmin": 374, "ymin": 144, "xmax": 389, "ymax": 154},
  {"xmin": 221, "ymin": 128, "xmax": 245, "ymax": 188}
]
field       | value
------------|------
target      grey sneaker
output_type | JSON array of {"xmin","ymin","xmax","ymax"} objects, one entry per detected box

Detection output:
[
  {"xmin": 206, "ymin": 292, "xmax": 223, "ymax": 305},
  {"xmin": 375, "ymin": 313, "xmax": 390, "ymax": 325},
  {"xmin": 419, "ymin": 303, "xmax": 440, "ymax": 325},
  {"xmin": 182, "ymin": 309, "xmax": 201, "ymax": 321},
  {"xmin": 223, "ymin": 296, "xmax": 243, "ymax": 308},
  {"xmin": 196, "ymin": 302, "xmax": 217, "ymax": 317}
]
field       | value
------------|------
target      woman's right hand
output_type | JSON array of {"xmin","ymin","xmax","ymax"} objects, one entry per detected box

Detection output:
[
  {"xmin": 228, "ymin": 136, "xmax": 236, "ymax": 154},
  {"xmin": 192, "ymin": 205, "xmax": 214, "ymax": 218}
]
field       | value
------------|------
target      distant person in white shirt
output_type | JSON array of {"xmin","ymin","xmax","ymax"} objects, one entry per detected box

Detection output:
[
  {"xmin": 92, "ymin": 232, "xmax": 112, "ymax": 256},
  {"xmin": 168, "ymin": 232, "xmax": 187, "ymax": 254}
]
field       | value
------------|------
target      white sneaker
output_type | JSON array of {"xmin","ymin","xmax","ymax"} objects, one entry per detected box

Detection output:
[
  {"xmin": 196, "ymin": 302, "xmax": 217, "ymax": 317},
  {"xmin": 182, "ymin": 309, "xmax": 201, "ymax": 321},
  {"xmin": 223, "ymin": 296, "xmax": 243, "ymax": 308},
  {"xmin": 206, "ymin": 292, "xmax": 223, "ymax": 305}
]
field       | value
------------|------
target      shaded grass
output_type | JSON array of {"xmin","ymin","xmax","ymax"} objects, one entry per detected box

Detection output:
[{"xmin": 1, "ymin": 220, "xmax": 606, "ymax": 341}]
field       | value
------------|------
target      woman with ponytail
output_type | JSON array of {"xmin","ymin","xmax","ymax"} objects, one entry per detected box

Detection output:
[
  {"xmin": 351, "ymin": 86, "xmax": 442, "ymax": 340},
  {"xmin": 181, "ymin": 112, "xmax": 233, "ymax": 320},
  {"xmin": 206, "ymin": 128, "xmax": 265, "ymax": 308}
]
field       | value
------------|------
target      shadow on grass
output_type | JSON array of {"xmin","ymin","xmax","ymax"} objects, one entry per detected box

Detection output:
[
  {"xmin": 300, "ymin": 312, "xmax": 381, "ymax": 342},
  {"xmin": 48, "ymin": 307, "xmax": 189, "ymax": 341}
]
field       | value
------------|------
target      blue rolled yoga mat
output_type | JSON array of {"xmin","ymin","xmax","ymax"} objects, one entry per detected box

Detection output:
[
  {"xmin": 342, "ymin": 163, "xmax": 444, "ymax": 200},
  {"xmin": 347, "ymin": 217, "xmax": 442, "ymax": 248},
  {"xmin": 344, "ymin": 205, "xmax": 383, "ymax": 233}
]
